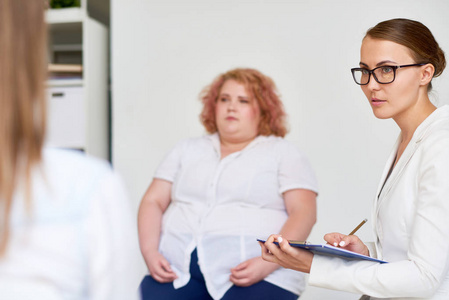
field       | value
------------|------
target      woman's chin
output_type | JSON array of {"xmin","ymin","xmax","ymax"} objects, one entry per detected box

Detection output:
[{"xmin": 371, "ymin": 107, "xmax": 392, "ymax": 120}]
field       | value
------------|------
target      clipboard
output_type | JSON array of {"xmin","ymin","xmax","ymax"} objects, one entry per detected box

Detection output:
[{"xmin": 257, "ymin": 239, "xmax": 387, "ymax": 264}]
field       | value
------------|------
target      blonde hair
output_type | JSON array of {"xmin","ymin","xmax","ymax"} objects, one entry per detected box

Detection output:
[{"xmin": 0, "ymin": 0, "xmax": 47, "ymax": 254}]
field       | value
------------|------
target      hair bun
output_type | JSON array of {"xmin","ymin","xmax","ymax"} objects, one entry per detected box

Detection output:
[{"xmin": 434, "ymin": 46, "xmax": 446, "ymax": 78}]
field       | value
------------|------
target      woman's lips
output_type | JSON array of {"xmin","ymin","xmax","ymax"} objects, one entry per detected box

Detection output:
[{"xmin": 371, "ymin": 98, "xmax": 386, "ymax": 106}]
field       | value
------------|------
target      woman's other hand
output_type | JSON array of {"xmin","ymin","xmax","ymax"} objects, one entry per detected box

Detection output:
[
  {"xmin": 230, "ymin": 256, "xmax": 278, "ymax": 287},
  {"xmin": 259, "ymin": 234, "xmax": 313, "ymax": 273},
  {"xmin": 145, "ymin": 250, "xmax": 178, "ymax": 283},
  {"xmin": 324, "ymin": 232, "xmax": 370, "ymax": 256}
]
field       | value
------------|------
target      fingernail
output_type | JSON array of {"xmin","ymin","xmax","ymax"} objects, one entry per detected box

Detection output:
[
  {"xmin": 339, "ymin": 241, "xmax": 346, "ymax": 247},
  {"xmin": 333, "ymin": 242, "xmax": 338, "ymax": 247},
  {"xmin": 278, "ymin": 237, "xmax": 283, "ymax": 243}
]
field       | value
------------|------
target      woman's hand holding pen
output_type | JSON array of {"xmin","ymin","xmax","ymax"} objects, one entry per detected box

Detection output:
[
  {"xmin": 324, "ymin": 233, "xmax": 370, "ymax": 256},
  {"xmin": 325, "ymin": 219, "xmax": 370, "ymax": 256},
  {"xmin": 259, "ymin": 234, "xmax": 314, "ymax": 274}
]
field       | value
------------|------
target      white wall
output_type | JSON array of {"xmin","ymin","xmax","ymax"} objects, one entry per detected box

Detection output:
[{"xmin": 111, "ymin": 1, "xmax": 449, "ymax": 298}]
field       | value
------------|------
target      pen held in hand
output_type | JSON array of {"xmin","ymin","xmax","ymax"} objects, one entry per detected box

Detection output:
[{"xmin": 348, "ymin": 218, "xmax": 367, "ymax": 235}]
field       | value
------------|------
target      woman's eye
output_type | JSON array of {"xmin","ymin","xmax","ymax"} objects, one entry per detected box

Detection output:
[
  {"xmin": 381, "ymin": 66, "xmax": 394, "ymax": 73},
  {"xmin": 239, "ymin": 99, "xmax": 249, "ymax": 103},
  {"xmin": 219, "ymin": 97, "xmax": 228, "ymax": 102},
  {"xmin": 361, "ymin": 69, "xmax": 370, "ymax": 75}
]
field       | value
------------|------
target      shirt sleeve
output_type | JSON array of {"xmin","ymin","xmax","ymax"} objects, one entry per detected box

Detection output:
[
  {"xmin": 154, "ymin": 139, "xmax": 187, "ymax": 182},
  {"xmin": 277, "ymin": 140, "xmax": 319, "ymax": 195},
  {"xmin": 86, "ymin": 169, "xmax": 141, "ymax": 300}
]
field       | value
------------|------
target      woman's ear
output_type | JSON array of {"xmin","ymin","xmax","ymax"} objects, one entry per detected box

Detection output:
[{"xmin": 420, "ymin": 63, "xmax": 435, "ymax": 86}]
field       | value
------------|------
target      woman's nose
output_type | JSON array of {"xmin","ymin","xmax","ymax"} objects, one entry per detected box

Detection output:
[
  {"xmin": 366, "ymin": 76, "xmax": 381, "ymax": 91},
  {"xmin": 227, "ymin": 100, "xmax": 236, "ymax": 111}
]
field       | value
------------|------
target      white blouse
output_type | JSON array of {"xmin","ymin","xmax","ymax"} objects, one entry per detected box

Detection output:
[
  {"xmin": 0, "ymin": 148, "xmax": 141, "ymax": 300},
  {"xmin": 154, "ymin": 133, "xmax": 318, "ymax": 299}
]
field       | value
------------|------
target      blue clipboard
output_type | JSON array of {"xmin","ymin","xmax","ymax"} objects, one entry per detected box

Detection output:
[{"xmin": 257, "ymin": 239, "xmax": 387, "ymax": 264}]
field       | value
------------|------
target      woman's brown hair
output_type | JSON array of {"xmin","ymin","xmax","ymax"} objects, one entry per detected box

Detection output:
[
  {"xmin": 366, "ymin": 18, "xmax": 446, "ymax": 91},
  {"xmin": 0, "ymin": 0, "xmax": 47, "ymax": 254}
]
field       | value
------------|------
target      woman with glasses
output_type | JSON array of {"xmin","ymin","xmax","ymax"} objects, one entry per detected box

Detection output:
[{"xmin": 260, "ymin": 18, "xmax": 449, "ymax": 299}]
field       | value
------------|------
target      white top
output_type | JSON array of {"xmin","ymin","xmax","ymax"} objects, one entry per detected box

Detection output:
[
  {"xmin": 0, "ymin": 148, "xmax": 141, "ymax": 300},
  {"xmin": 154, "ymin": 133, "xmax": 318, "ymax": 299},
  {"xmin": 309, "ymin": 105, "xmax": 449, "ymax": 300}
]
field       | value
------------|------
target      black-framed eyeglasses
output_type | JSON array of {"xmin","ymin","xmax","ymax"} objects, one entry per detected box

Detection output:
[{"xmin": 351, "ymin": 63, "xmax": 427, "ymax": 85}]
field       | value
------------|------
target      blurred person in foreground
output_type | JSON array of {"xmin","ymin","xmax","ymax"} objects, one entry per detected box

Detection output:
[{"xmin": 0, "ymin": 0, "xmax": 140, "ymax": 299}]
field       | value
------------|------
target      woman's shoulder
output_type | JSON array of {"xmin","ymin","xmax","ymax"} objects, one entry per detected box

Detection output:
[
  {"xmin": 27, "ymin": 148, "xmax": 123, "ymax": 219},
  {"xmin": 258, "ymin": 135, "xmax": 304, "ymax": 152},
  {"xmin": 43, "ymin": 148, "xmax": 112, "ymax": 173},
  {"xmin": 416, "ymin": 108, "xmax": 449, "ymax": 161},
  {"xmin": 41, "ymin": 148, "xmax": 115, "ymax": 189},
  {"xmin": 169, "ymin": 134, "xmax": 217, "ymax": 152},
  {"xmin": 420, "ymin": 106, "xmax": 449, "ymax": 143}
]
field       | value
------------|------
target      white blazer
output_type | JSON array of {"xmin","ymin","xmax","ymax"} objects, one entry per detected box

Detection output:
[{"xmin": 308, "ymin": 105, "xmax": 449, "ymax": 300}]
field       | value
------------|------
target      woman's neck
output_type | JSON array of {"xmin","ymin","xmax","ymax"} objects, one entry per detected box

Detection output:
[
  {"xmin": 394, "ymin": 99, "xmax": 436, "ymax": 142},
  {"xmin": 219, "ymin": 135, "xmax": 257, "ymax": 159}
]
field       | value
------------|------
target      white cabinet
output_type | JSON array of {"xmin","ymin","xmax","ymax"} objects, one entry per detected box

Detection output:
[
  {"xmin": 46, "ymin": 0, "xmax": 109, "ymax": 160},
  {"xmin": 47, "ymin": 86, "xmax": 85, "ymax": 149}
]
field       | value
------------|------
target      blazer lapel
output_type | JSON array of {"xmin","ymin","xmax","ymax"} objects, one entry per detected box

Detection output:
[
  {"xmin": 372, "ymin": 106, "xmax": 449, "ymax": 254},
  {"xmin": 374, "ymin": 136, "xmax": 400, "ymax": 203},
  {"xmin": 374, "ymin": 111, "xmax": 441, "ymax": 216},
  {"xmin": 375, "ymin": 136, "xmax": 420, "ymax": 215},
  {"xmin": 372, "ymin": 136, "xmax": 400, "ymax": 251}
]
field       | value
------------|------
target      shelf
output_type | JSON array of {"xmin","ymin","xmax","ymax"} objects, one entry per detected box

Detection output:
[
  {"xmin": 46, "ymin": 7, "xmax": 85, "ymax": 24},
  {"xmin": 47, "ymin": 79, "xmax": 84, "ymax": 87},
  {"xmin": 48, "ymin": 63, "xmax": 83, "ymax": 73},
  {"xmin": 52, "ymin": 44, "xmax": 83, "ymax": 51},
  {"xmin": 45, "ymin": 0, "xmax": 110, "ymax": 160}
]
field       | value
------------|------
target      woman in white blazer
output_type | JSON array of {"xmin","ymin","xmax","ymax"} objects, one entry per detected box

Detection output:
[{"xmin": 260, "ymin": 18, "xmax": 449, "ymax": 300}]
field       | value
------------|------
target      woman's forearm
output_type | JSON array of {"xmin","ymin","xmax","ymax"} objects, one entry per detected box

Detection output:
[
  {"xmin": 137, "ymin": 179, "xmax": 172, "ymax": 267},
  {"xmin": 138, "ymin": 200, "xmax": 164, "ymax": 259},
  {"xmin": 280, "ymin": 189, "xmax": 317, "ymax": 240}
]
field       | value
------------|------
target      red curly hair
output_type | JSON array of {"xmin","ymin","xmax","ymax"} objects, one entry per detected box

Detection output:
[{"xmin": 199, "ymin": 68, "xmax": 288, "ymax": 137}]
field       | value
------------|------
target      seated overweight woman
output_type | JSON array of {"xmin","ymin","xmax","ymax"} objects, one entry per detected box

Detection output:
[{"xmin": 138, "ymin": 68, "xmax": 318, "ymax": 300}]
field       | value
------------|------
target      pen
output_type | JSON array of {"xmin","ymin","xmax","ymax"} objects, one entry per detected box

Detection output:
[
  {"xmin": 288, "ymin": 240, "xmax": 309, "ymax": 245},
  {"xmin": 348, "ymin": 218, "xmax": 367, "ymax": 235}
]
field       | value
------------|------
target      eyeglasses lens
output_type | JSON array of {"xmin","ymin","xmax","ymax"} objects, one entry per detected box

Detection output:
[
  {"xmin": 353, "ymin": 70, "xmax": 369, "ymax": 85},
  {"xmin": 353, "ymin": 67, "xmax": 395, "ymax": 85},
  {"xmin": 373, "ymin": 67, "xmax": 394, "ymax": 84}
]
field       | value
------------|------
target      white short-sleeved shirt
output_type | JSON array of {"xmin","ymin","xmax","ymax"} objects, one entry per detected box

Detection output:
[
  {"xmin": 0, "ymin": 148, "xmax": 141, "ymax": 300},
  {"xmin": 154, "ymin": 133, "xmax": 318, "ymax": 299}
]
